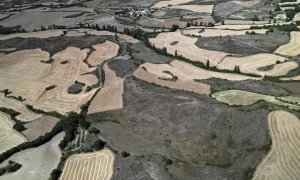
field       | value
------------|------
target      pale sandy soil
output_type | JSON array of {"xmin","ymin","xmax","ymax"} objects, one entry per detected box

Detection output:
[
  {"xmin": 280, "ymin": 75, "xmax": 300, "ymax": 81},
  {"xmin": 169, "ymin": 5, "xmax": 214, "ymax": 14},
  {"xmin": 0, "ymin": 93, "xmax": 42, "ymax": 122},
  {"xmin": 253, "ymin": 110, "xmax": 300, "ymax": 180},
  {"xmin": 294, "ymin": 13, "xmax": 300, "ymax": 21},
  {"xmin": 34, "ymin": 47, "xmax": 99, "ymax": 114},
  {"xmin": 0, "ymin": 30, "xmax": 64, "ymax": 40},
  {"xmin": 88, "ymin": 63, "xmax": 123, "ymax": 114},
  {"xmin": 149, "ymin": 31, "xmax": 228, "ymax": 66},
  {"xmin": 87, "ymin": 41, "xmax": 119, "ymax": 66},
  {"xmin": 182, "ymin": 28, "xmax": 267, "ymax": 37},
  {"xmin": 0, "ymin": 112, "xmax": 27, "ymax": 154},
  {"xmin": 221, "ymin": 19, "xmax": 269, "ymax": 25},
  {"xmin": 0, "ymin": 132, "xmax": 64, "ymax": 180},
  {"xmin": 217, "ymin": 53, "xmax": 298, "ymax": 77},
  {"xmin": 212, "ymin": 90, "xmax": 300, "ymax": 110},
  {"xmin": 79, "ymin": 62, "xmax": 97, "ymax": 75},
  {"xmin": 22, "ymin": 115, "xmax": 59, "ymax": 141},
  {"xmin": 60, "ymin": 148, "xmax": 115, "ymax": 180},
  {"xmin": 275, "ymin": 31, "xmax": 300, "ymax": 57}
]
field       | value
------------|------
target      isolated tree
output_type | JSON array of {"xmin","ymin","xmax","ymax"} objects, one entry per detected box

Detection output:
[{"xmin": 206, "ymin": 60, "xmax": 210, "ymax": 69}]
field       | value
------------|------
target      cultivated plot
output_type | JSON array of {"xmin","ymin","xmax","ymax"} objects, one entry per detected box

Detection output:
[
  {"xmin": 59, "ymin": 148, "xmax": 115, "ymax": 180},
  {"xmin": 149, "ymin": 31, "xmax": 228, "ymax": 66},
  {"xmin": 253, "ymin": 110, "xmax": 300, "ymax": 180},
  {"xmin": 87, "ymin": 41, "xmax": 119, "ymax": 66},
  {"xmin": 0, "ymin": 112, "xmax": 26, "ymax": 154},
  {"xmin": 212, "ymin": 90, "xmax": 300, "ymax": 110},
  {"xmin": 275, "ymin": 31, "xmax": 300, "ymax": 57},
  {"xmin": 217, "ymin": 53, "xmax": 298, "ymax": 77},
  {"xmin": 182, "ymin": 28, "xmax": 267, "ymax": 37},
  {"xmin": 88, "ymin": 63, "xmax": 124, "ymax": 114}
]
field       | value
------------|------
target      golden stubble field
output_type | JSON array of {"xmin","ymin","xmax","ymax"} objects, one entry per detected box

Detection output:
[
  {"xmin": 253, "ymin": 110, "xmax": 300, "ymax": 180},
  {"xmin": 87, "ymin": 41, "xmax": 119, "ymax": 66},
  {"xmin": 88, "ymin": 63, "xmax": 124, "ymax": 114},
  {"xmin": 59, "ymin": 148, "xmax": 115, "ymax": 180},
  {"xmin": 275, "ymin": 31, "xmax": 300, "ymax": 57}
]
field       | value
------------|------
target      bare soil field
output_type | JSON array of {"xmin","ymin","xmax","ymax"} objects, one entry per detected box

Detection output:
[
  {"xmin": 214, "ymin": 0, "xmax": 260, "ymax": 17},
  {"xmin": 253, "ymin": 110, "xmax": 300, "ymax": 180},
  {"xmin": 0, "ymin": 30, "xmax": 65, "ymax": 40},
  {"xmin": 34, "ymin": 47, "xmax": 99, "ymax": 114},
  {"xmin": 0, "ymin": 93, "xmax": 41, "ymax": 122},
  {"xmin": 152, "ymin": 0, "xmax": 194, "ymax": 8},
  {"xmin": 0, "ymin": 132, "xmax": 64, "ymax": 180},
  {"xmin": 22, "ymin": 115, "xmax": 59, "ymax": 141},
  {"xmin": 87, "ymin": 41, "xmax": 119, "ymax": 66},
  {"xmin": 212, "ymin": 90, "xmax": 300, "ymax": 110},
  {"xmin": 217, "ymin": 53, "xmax": 298, "ymax": 77},
  {"xmin": 168, "ymin": 5, "xmax": 214, "ymax": 14},
  {"xmin": 275, "ymin": 32, "xmax": 300, "ymax": 57},
  {"xmin": 281, "ymin": 75, "xmax": 300, "ymax": 81},
  {"xmin": 88, "ymin": 63, "xmax": 123, "ymax": 114},
  {"xmin": 77, "ymin": 74, "xmax": 99, "ymax": 86},
  {"xmin": 117, "ymin": 34, "xmax": 140, "ymax": 44},
  {"xmin": 183, "ymin": 28, "xmax": 267, "ymax": 37},
  {"xmin": 59, "ymin": 148, "xmax": 115, "ymax": 180},
  {"xmin": 221, "ymin": 19, "xmax": 269, "ymax": 25},
  {"xmin": 294, "ymin": 13, "xmax": 300, "ymax": 21},
  {"xmin": 149, "ymin": 31, "xmax": 228, "ymax": 66},
  {"xmin": 0, "ymin": 112, "xmax": 27, "ymax": 154}
]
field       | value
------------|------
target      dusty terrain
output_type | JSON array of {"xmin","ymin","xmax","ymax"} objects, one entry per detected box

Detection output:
[
  {"xmin": 60, "ymin": 148, "xmax": 115, "ymax": 180},
  {"xmin": 253, "ymin": 111, "xmax": 300, "ymax": 180}
]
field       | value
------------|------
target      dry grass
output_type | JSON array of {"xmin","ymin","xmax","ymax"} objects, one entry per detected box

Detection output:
[
  {"xmin": 60, "ymin": 148, "xmax": 115, "ymax": 180},
  {"xmin": 33, "ymin": 47, "xmax": 99, "ymax": 114},
  {"xmin": 149, "ymin": 31, "xmax": 228, "ymax": 66},
  {"xmin": 253, "ymin": 110, "xmax": 300, "ymax": 180},
  {"xmin": 0, "ymin": 112, "xmax": 27, "ymax": 154},
  {"xmin": 22, "ymin": 115, "xmax": 59, "ymax": 141},
  {"xmin": 275, "ymin": 31, "xmax": 300, "ymax": 57},
  {"xmin": 169, "ymin": 5, "xmax": 213, "ymax": 14},
  {"xmin": 87, "ymin": 41, "xmax": 119, "ymax": 66},
  {"xmin": 212, "ymin": 90, "xmax": 300, "ymax": 110},
  {"xmin": 0, "ymin": 93, "xmax": 41, "ymax": 122},
  {"xmin": 217, "ymin": 53, "xmax": 298, "ymax": 77},
  {"xmin": 88, "ymin": 63, "xmax": 123, "ymax": 114},
  {"xmin": 182, "ymin": 28, "xmax": 267, "ymax": 37}
]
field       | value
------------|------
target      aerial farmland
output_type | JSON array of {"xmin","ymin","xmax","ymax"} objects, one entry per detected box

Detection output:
[{"xmin": 0, "ymin": 0, "xmax": 300, "ymax": 179}]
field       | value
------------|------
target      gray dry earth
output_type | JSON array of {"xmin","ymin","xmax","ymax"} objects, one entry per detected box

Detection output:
[
  {"xmin": 196, "ymin": 31, "xmax": 290, "ymax": 56},
  {"xmin": 87, "ymin": 77, "xmax": 276, "ymax": 180},
  {"xmin": 0, "ymin": 132, "xmax": 64, "ymax": 180}
]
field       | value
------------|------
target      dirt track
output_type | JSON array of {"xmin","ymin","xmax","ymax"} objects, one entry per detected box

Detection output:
[{"xmin": 253, "ymin": 110, "xmax": 300, "ymax": 180}]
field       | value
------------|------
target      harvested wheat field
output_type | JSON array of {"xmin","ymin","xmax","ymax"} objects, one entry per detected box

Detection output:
[
  {"xmin": 280, "ymin": 75, "xmax": 300, "ymax": 81},
  {"xmin": 77, "ymin": 74, "xmax": 99, "ymax": 86},
  {"xmin": 294, "ymin": 13, "xmax": 300, "ymax": 21},
  {"xmin": 22, "ymin": 115, "xmax": 59, "ymax": 141},
  {"xmin": 183, "ymin": 28, "xmax": 267, "ymax": 37},
  {"xmin": 34, "ymin": 47, "xmax": 99, "ymax": 114},
  {"xmin": 88, "ymin": 63, "xmax": 123, "ymax": 114},
  {"xmin": 253, "ymin": 110, "xmax": 300, "ymax": 180},
  {"xmin": 149, "ymin": 31, "xmax": 228, "ymax": 66},
  {"xmin": 169, "ymin": 5, "xmax": 214, "ymax": 14},
  {"xmin": 0, "ymin": 49, "xmax": 52, "ymax": 104},
  {"xmin": 87, "ymin": 41, "xmax": 119, "ymax": 66},
  {"xmin": 212, "ymin": 90, "xmax": 300, "ymax": 110},
  {"xmin": 152, "ymin": 0, "xmax": 193, "ymax": 8},
  {"xmin": 217, "ymin": 53, "xmax": 298, "ymax": 77},
  {"xmin": 0, "ymin": 30, "xmax": 65, "ymax": 40},
  {"xmin": 60, "ymin": 148, "xmax": 115, "ymax": 180},
  {"xmin": 117, "ymin": 34, "xmax": 140, "ymax": 44},
  {"xmin": 0, "ymin": 132, "xmax": 64, "ymax": 180},
  {"xmin": 133, "ymin": 60, "xmax": 257, "ymax": 95},
  {"xmin": 275, "ymin": 31, "xmax": 300, "ymax": 57},
  {"xmin": 0, "ymin": 93, "xmax": 41, "ymax": 122},
  {"xmin": 0, "ymin": 112, "xmax": 27, "ymax": 154}
]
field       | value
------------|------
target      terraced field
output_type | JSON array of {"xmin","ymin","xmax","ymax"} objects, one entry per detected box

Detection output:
[
  {"xmin": 0, "ymin": 112, "xmax": 26, "ymax": 154},
  {"xmin": 253, "ymin": 110, "xmax": 300, "ymax": 180},
  {"xmin": 60, "ymin": 148, "xmax": 115, "ymax": 180}
]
